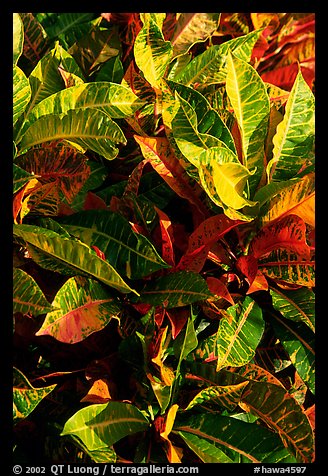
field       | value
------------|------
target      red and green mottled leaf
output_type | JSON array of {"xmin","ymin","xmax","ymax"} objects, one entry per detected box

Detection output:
[
  {"xmin": 184, "ymin": 381, "xmax": 249, "ymax": 411},
  {"xmin": 239, "ymin": 380, "xmax": 314, "ymax": 462},
  {"xmin": 36, "ymin": 276, "xmax": 121, "ymax": 343}
]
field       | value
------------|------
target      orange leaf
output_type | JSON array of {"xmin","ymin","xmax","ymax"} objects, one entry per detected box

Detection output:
[
  {"xmin": 80, "ymin": 378, "xmax": 112, "ymax": 404},
  {"xmin": 154, "ymin": 207, "xmax": 175, "ymax": 266},
  {"xmin": 206, "ymin": 276, "xmax": 234, "ymax": 305},
  {"xmin": 250, "ymin": 215, "xmax": 311, "ymax": 260},
  {"xmin": 160, "ymin": 404, "xmax": 182, "ymax": 463}
]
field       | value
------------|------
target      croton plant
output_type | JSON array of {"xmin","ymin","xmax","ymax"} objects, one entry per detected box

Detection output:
[{"xmin": 13, "ymin": 13, "xmax": 315, "ymax": 464}]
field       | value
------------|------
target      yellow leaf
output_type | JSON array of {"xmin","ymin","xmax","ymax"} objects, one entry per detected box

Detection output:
[{"xmin": 160, "ymin": 404, "xmax": 183, "ymax": 463}]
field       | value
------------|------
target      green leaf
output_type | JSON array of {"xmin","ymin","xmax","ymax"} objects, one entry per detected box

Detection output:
[
  {"xmin": 270, "ymin": 288, "xmax": 315, "ymax": 332},
  {"xmin": 167, "ymin": 80, "xmax": 236, "ymax": 153},
  {"xmin": 13, "ymin": 367, "xmax": 56, "ymax": 423},
  {"xmin": 175, "ymin": 29, "xmax": 263, "ymax": 86},
  {"xmin": 226, "ymin": 53, "xmax": 270, "ymax": 194},
  {"xmin": 240, "ymin": 380, "xmax": 314, "ymax": 462},
  {"xmin": 171, "ymin": 92, "xmax": 229, "ymax": 168},
  {"xmin": 13, "ymin": 164, "xmax": 36, "ymax": 194},
  {"xmin": 18, "ymin": 108, "xmax": 125, "ymax": 161},
  {"xmin": 270, "ymin": 315, "xmax": 315, "ymax": 395},
  {"xmin": 13, "ymin": 224, "xmax": 138, "ymax": 295},
  {"xmin": 59, "ymin": 210, "xmax": 169, "ymax": 279},
  {"xmin": 13, "ymin": 13, "xmax": 24, "ymax": 66},
  {"xmin": 170, "ymin": 13, "xmax": 220, "ymax": 59},
  {"xmin": 13, "ymin": 268, "xmax": 53, "ymax": 316},
  {"xmin": 134, "ymin": 17, "xmax": 173, "ymax": 87},
  {"xmin": 216, "ymin": 296, "xmax": 265, "ymax": 371},
  {"xmin": 268, "ymin": 71, "xmax": 315, "ymax": 182},
  {"xmin": 13, "ymin": 66, "xmax": 31, "ymax": 126},
  {"xmin": 36, "ymin": 276, "xmax": 121, "ymax": 343},
  {"xmin": 177, "ymin": 431, "xmax": 234, "ymax": 463},
  {"xmin": 184, "ymin": 381, "xmax": 249, "ymax": 412},
  {"xmin": 174, "ymin": 413, "xmax": 296, "ymax": 463},
  {"xmin": 61, "ymin": 401, "xmax": 149, "ymax": 451},
  {"xmin": 135, "ymin": 271, "xmax": 212, "ymax": 308}
]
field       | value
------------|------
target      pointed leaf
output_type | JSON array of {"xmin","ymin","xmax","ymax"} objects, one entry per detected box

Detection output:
[
  {"xmin": 239, "ymin": 380, "xmax": 314, "ymax": 462},
  {"xmin": 13, "ymin": 164, "xmax": 36, "ymax": 194},
  {"xmin": 216, "ymin": 296, "xmax": 265, "ymax": 371},
  {"xmin": 135, "ymin": 271, "xmax": 212, "ymax": 309},
  {"xmin": 59, "ymin": 209, "xmax": 169, "ymax": 279},
  {"xmin": 174, "ymin": 413, "xmax": 296, "ymax": 463},
  {"xmin": 61, "ymin": 401, "xmax": 149, "ymax": 451},
  {"xmin": 170, "ymin": 13, "xmax": 220, "ymax": 59},
  {"xmin": 19, "ymin": 13, "xmax": 49, "ymax": 66},
  {"xmin": 13, "ymin": 13, "xmax": 24, "ymax": 66},
  {"xmin": 261, "ymin": 173, "xmax": 315, "ymax": 226},
  {"xmin": 270, "ymin": 314, "xmax": 315, "ymax": 394},
  {"xmin": 13, "ymin": 268, "xmax": 53, "ymax": 316},
  {"xmin": 13, "ymin": 224, "xmax": 137, "ymax": 295},
  {"xmin": 268, "ymin": 71, "xmax": 315, "ymax": 182},
  {"xmin": 270, "ymin": 287, "xmax": 315, "ymax": 332},
  {"xmin": 134, "ymin": 17, "xmax": 173, "ymax": 87},
  {"xmin": 176, "ymin": 29, "xmax": 263, "ymax": 86},
  {"xmin": 258, "ymin": 249, "xmax": 315, "ymax": 287},
  {"xmin": 19, "ymin": 109, "xmax": 125, "ymax": 161},
  {"xmin": 226, "ymin": 53, "xmax": 270, "ymax": 193},
  {"xmin": 13, "ymin": 368, "xmax": 56, "ymax": 423},
  {"xmin": 249, "ymin": 214, "xmax": 311, "ymax": 259},
  {"xmin": 177, "ymin": 214, "xmax": 241, "ymax": 273},
  {"xmin": 36, "ymin": 276, "xmax": 121, "ymax": 343},
  {"xmin": 184, "ymin": 381, "xmax": 249, "ymax": 411},
  {"xmin": 13, "ymin": 66, "xmax": 31, "ymax": 126}
]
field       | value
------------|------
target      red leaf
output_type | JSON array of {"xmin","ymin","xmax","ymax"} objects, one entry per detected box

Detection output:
[
  {"xmin": 91, "ymin": 245, "xmax": 106, "ymax": 260},
  {"xmin": 154, "ymin": 207, "xmax": 175, "ymax": 266},
  {"xmin": 260, "ymin": 62, "xmax": 314, "ymax": 91},
  {"xmin": 206, "ymin": 277, "xmax": 234, "ymax": 305},
  {"xmin": 249, "ymin": 214, "xmax": 311, "ymax": 260},
  {"xmin": 236, "ymin": 255, "xmax": 258, "ymax": 287},
  {"xmin": 84, "ymin": 191, "xmax": 108, "ymax": 210},
  {"xmin": 176, "ymin": 214, "xmax": 241, "ymax": 272},
  {"xmin": 247, "ymin": 271, "xmax": 269, "ymax": 294},
  {"xmin": 165, "ymin": 307, "xmax": 189, "ymax": 339}
]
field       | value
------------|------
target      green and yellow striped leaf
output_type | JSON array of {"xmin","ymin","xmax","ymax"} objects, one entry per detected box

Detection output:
[
  {"xmin": 36, "ymin": 276, "xmax": 121, "ymax": 343},
  {"xmin": 270, "ymin": 314, "xmax": 315, "ymax": 395},
  {"xmin": 13, "ymin": 224, "xmax": 138, "ymax": 295},
  {"xmin": 174, "ymin": 413, "xmax": 296, "ymax": 463},
  {"xmin": 13, "ymin": 367, "xmax": 56, "ymax": 423},
  {"xmin": 18, "ymin": 109, "xmax": 125, "ymax": 161},
  {"xmin": 13, "ymin": 66, "xmax": 31, "ymax": 126},
  {"xmin": 216, "ymin": 296, "xmax": 265, "ymax": 371},
  {"xmin": 13, "ymin": 268, "xmax": 53, "ymax": 316},
  {"xmin": 59, "ymin": 210, "xmax": 169, "ymax": 279},
  {"xmin": 184, "ymin": 381, "xmax": 249, "ymax": 411},
  {"xmin": 226, "ymin": 53, "xmax": 270, "ymax": 194},
  {"xmin": 13, "ymin": 13, "xmax": 24, "ymax": 66},
  {"xmin": 134, "ymin": 17, "xmax": 173, "ymax": 88},
  {"xmin": 268, "ymin": 71, "xmax": 315, "ymax": 182},
  {"xmin": 61, "ymin": 401, "xmax": 149, "ymax": 451},
  {"xmin": 175, "ymin": 29, "xmax": 263, "ymax": 86},
  {"xmin": 270, "ymin": 287, "xmax": 315, "ymax": 332}
]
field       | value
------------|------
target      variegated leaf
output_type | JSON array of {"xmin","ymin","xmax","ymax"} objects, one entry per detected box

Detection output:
[
  {"xmin": 36, "ymin": 276, "xmax": 121, "ymax": 343},
  {"xmin": 13, "ymin": 268, "xmax": 53, "ymax": 316},
  {"xmin": 184, "ymin": 381, "xmax": 249, "ymax": 411}
]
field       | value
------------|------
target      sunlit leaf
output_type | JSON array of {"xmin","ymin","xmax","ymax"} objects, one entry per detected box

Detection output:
[
  {"xmin": 268, "ymin": 71, "xmax": 315, "ymax": 182},
  {"xmin": 13, "ymin": 13, "xmax": 24, "ymax": 66},
  {"xmin": 61, "ymin": 401, "xmax": 149, "ymax": 451},
  {"xmin": 13, "ymin": 66, "xmax": 31, "ymax": 126},
  {"xmin": 36, "ymin": 276, "xmax": 121, "ymax": 343}
]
